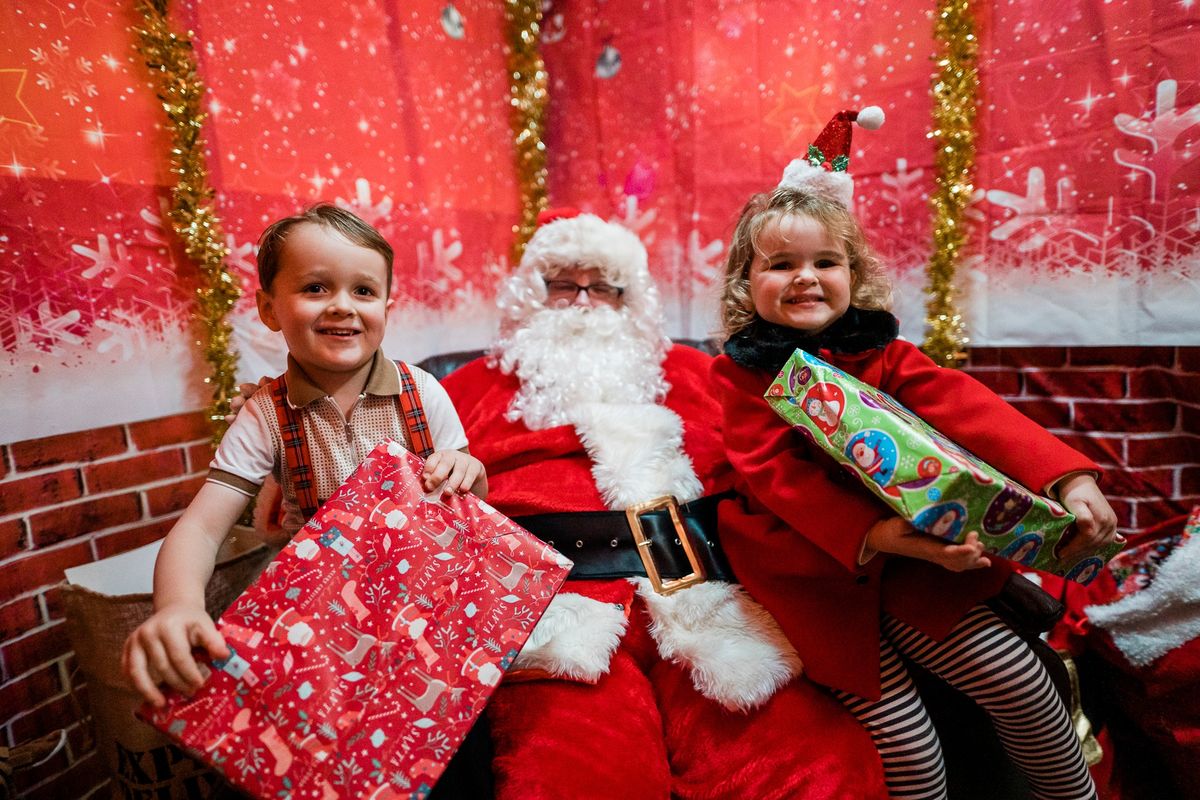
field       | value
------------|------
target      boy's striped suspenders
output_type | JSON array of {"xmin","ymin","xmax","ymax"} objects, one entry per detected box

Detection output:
[
  {"xmin": 394, "ymin": 362, "xmax": 436, "ymax": 459},
  {"xmin": 267, "ymin": 361, "xmax": 436, "ymax": 521}
]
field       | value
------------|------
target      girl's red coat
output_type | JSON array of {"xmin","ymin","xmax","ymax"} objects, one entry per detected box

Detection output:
[{"xmin": 711, "ymin": 339, "xmax": 1097, "ymax": 700}]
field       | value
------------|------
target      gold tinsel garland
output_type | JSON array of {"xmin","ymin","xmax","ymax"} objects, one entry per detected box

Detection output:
[
  {"xmin": 504, "ymin": 0, "xmax": 549, "ymax": 264},
  {"xmin": 135, "ymin": 0, "xmax": 240, "ymax": 442},
  {"xmin": 923, "ymin": 0, "xmax": 977, "ymax": 367}
]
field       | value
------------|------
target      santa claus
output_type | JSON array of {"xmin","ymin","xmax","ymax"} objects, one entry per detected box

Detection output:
[{"xmin": 440, "ymin": 209, "xmax": 885, "ymax": 800}]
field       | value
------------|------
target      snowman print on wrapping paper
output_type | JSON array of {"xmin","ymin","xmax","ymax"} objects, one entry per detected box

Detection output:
[
  {"xmin": 912, "ymin": 501, "xmax": 969, "ymax": 541},
  {"xmin": 845, "ymin": 430, "xmax": 898, "ymax": 488},
  {"xmin": 799, "ymin": 382, "xmax": 846, "ymax": 438},
  {"xmin": 999, "ymin": 532, "xmax": 1045, "ymax": 567},
  {"xmin": 292, "ymin": 524, "xmax": 363, "ymax": 563}
]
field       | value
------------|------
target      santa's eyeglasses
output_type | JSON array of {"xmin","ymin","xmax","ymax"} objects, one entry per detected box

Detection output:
[{"xmin": 543, "ymin": 279, "xmax": 624, "ymax": 302}]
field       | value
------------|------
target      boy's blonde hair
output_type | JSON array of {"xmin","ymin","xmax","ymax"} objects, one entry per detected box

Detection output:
[
  {"xmin": 718, "ymin": 188, "xmax": 891, "ymax": 339},
  {"xmin": 256, "ymin": 203, "xmax": 394, "ymax": 293}
]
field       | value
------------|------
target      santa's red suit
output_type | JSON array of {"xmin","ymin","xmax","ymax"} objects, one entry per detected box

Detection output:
[{"xmin": 440, "ymin": 210, "xmax": 885, "ymax": 800}]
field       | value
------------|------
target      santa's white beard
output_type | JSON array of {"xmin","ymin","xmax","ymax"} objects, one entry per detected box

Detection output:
[{"xmin": 494, "ymin": 305, "xmax": 669, "ymax": 431}]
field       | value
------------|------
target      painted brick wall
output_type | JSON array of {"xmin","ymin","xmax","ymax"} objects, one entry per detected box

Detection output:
[
  {"xmin": 964, "ymin": 346, "xmax": 1200, "ymax": 533},
  {"xmin": 1, "ymin": 411, "xmax": 213, "ymax": 799},
  {"xmin": 0, "ymin": 347, "xmax": 1196, "ymax": 797}
]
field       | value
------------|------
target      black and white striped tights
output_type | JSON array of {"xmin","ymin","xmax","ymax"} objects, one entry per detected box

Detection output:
[{"xmin": 835, "ymin": 605, "xmax": 1096, "ymax": 800}]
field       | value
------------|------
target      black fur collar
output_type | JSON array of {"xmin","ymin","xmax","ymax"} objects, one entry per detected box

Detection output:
[{"xmin": 723, "ymin": 307, "xmax": 899, "ymax": 373}]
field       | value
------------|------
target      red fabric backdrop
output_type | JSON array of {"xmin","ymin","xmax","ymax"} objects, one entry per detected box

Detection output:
[
  {"xmin": 541, "ymin": 0, "xmax": 1200, "ymax": 344},
  {"xmin": 2, "ymin": 0, "xmax": 1198, "ymax": 443}
]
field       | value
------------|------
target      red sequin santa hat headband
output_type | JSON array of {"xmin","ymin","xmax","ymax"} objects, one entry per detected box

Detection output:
[{"xmin": 778, "ymin": 106, "xmax": 885, "ymax": 210}]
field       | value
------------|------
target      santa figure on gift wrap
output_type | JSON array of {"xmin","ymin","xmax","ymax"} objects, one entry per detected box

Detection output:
[{"xmin": 440, "ymin": 209, "xmax": 885, "ymax": 799}]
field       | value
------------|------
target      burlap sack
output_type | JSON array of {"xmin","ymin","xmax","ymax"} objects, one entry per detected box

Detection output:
[{"xmin": 61, "ymin": 527, "xmax": 273, "ymax": 799}]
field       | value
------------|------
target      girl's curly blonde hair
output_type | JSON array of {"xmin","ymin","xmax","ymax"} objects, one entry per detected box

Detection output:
[{"xmin": 717, "ymin": 188, "xmax": 892, "ymax": 340}]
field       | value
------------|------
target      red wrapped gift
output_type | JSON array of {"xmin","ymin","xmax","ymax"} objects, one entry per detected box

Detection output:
[{"xmin": 140, "ymin": 440, "xmax": 572, "ymax": 798}]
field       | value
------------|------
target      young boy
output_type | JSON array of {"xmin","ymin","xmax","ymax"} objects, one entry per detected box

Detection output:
[{"xmin": 124, "ymin": 203, "xmax": 487, "ymax": 707}]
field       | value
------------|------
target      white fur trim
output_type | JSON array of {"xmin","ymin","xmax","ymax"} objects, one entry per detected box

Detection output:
[
  {"xmin": 512, "ymin": 592, "xmax": 628, "ymax": 681},
  {"xmin": 572, "ymin": 402, "xmax": 704, "ymax": 509},
  {"xmin": 633, "ymin": 578, "xmax": 803, "ymax": 712},
  {"xmin": 1084, "ymin": 533, "xmax": 1200, "ymax": 667},
  {"xmin": 778, "ymin": 161, "xmax": 855, "ymax": 209}
]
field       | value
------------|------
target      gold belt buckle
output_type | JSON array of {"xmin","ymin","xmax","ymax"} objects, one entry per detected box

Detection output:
[{"xmin": 625, "ymin": 495, "xmax": 706, "ymax": 596}]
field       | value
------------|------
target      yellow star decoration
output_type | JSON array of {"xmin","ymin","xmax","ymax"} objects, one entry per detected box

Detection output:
[
  {"xmin": 763, "ymin": 83, "xmax": 825, "ymax": 148},
  {"xmin": 0, "ymin": 70, "xmax": 39, "ymax": 128}
]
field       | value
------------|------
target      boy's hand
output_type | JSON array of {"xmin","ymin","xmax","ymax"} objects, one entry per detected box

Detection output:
[
  {"xmin": 865, "ymin": 516, "xmax": 992, "ymax": 572},
  {"xmin": 422, "ymin": 450, "xmax": 486, "ymax": 495},
  {"xmin": 223, "ymin": 377, "xmax": 270, "ymax": 424},
  {"xmin": 1054, "ymin": 473, "xmax": 1122, "ymax": 562},
  {"xmin": 122, "ymin": 604, "xmax": 229, "ymax": 708}
]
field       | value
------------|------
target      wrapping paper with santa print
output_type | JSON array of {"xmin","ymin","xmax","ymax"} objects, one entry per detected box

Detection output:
[
  {"xmin": 766, "ymin": 350, "xmax": 1122, "ymax": 583},
  {"xmin": 139, "ymin": 440, "xmax": 572, "ymax": 799}
]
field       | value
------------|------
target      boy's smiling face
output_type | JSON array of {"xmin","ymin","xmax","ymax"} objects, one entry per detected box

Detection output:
[{"xmin": 256, "ymin": 222, "xmax": 392, "ymax": 387}]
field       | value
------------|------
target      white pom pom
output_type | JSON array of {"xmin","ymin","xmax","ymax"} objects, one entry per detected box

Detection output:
[{"xmin": 856, "ymin": 106, "xmax": 885, "ymax": 130}]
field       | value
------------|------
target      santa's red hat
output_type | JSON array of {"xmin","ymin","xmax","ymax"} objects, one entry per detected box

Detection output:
[
  {"xmin": 778, "ymin": 106, "xmax": 885, "ymax": 209},
  {"xmin": 520, "ymin": 207, "xmax": 652, "ymax": 297},
  {"xmin": 493, "ymin": 206, "xmax": 669, "ymax": 361}
]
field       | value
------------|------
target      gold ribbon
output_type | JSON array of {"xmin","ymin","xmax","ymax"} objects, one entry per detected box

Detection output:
[
  {"xmin": 504, "ymin": 0, "xmax": 549, "ymax": 265},
  {"xmin": 924, "ymin": 0, "xmax": 977, "ymax": 367},
  {"xmin": 135, "ymin": 0, "xmax": 239, "ymax": 442}
]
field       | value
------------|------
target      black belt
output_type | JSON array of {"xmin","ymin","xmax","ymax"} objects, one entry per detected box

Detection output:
[{"xmin": 514, "ymin": 492, "xmax": 738, "ymax": 592}]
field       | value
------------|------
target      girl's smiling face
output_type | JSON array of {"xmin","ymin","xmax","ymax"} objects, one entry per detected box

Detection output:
[{"xmin": 749, "ymin": 213, "xmax": 853, "ymax": 334}]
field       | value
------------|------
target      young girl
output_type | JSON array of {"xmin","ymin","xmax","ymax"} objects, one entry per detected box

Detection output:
[{"xmin": 711, "ymin": 187, "xmax": 1119, "ymax": 800}]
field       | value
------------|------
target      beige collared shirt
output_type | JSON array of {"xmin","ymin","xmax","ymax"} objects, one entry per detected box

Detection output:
[{"xmin": 209, "ymin": 350, "xmax": 467, "ymax": 533}]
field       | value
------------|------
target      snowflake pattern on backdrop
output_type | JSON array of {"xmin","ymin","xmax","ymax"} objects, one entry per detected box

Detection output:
[
  {"xmin": 3, "ymin": 0, "xmax": 1198, "ymax": 440},
  {"xmin": 981, "ymin": 79, "xmax": 1200, "ymax": 279}
]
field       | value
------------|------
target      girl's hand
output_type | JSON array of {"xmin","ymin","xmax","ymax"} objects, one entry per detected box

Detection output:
[
  {"xmin": 865, "ymin": 516, "xmax": 992, "ymax": 572},
  {"xmin": 422, "ymin": 450, "xmax": 486, "ymax": 495},
  {"xmin": 122, "ymin": 604, "xmax": 229, "ymax": 708},
  {"xmin": 1054, "ymin": 473, "xmax": 1122, "ymax": 561},
  {"xmin": 929, "ymin": 531, "xmax": 993, "ymax": 572}
]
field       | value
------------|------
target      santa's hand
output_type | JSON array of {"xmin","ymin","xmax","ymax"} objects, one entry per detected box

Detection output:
[
  {"xmin": 223, "ymin": 378, "xmax": 270, "ymax": 424},
  {"xmin": 422, "ymin": 450, "xmax": 487, "ymax": 496},
  {"xmin": 1054, "ymin": 473, "xmax": 1122, "ymax": 561}
]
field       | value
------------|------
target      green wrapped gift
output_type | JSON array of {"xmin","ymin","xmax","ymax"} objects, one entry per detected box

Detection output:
[{"xmin": 765, "ymin": 349, "xmax": 1121, "ymax": 583}]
